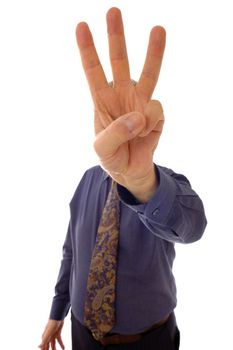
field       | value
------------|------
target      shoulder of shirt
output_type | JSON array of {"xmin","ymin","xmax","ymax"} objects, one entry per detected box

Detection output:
[
  {"xmin": 157, "ymin": 164, "xmax": 174, "ymax": 175},
  {"xmin": 82, "ymin": 164, "xmax": 109, "ymax": 181},
  {"xmin": 69, "ymin": 165, "xmax": 108, "ymax": 206},
  {"xmin": 157, "ymin": 164, "xmax": 191, "ymax": 187}
]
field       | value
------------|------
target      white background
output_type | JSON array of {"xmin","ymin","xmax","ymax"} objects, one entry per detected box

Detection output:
[{"xmin": 0, "ymin": 0, "xmax": 232, "ymax": 349}]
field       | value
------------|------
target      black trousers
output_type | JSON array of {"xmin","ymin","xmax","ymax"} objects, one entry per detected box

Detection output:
[{"xmin": 71, "ymin": 311, "xmax": 180, "ymax": 350}]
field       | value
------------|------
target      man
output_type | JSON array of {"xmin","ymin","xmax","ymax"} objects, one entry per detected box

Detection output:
[{"xmin": 39, "ymin": 7, "xmax": 207, "ymax": 350}]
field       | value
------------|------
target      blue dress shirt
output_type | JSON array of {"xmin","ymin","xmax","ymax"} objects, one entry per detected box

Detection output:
[{"xmin": 49, "ymin": 164, "xmax": 207, "ymax": 334}]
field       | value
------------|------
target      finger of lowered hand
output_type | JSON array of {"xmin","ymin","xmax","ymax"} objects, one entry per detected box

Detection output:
[
  {"xmin": 76, "ymin": 22, "xmax": 108, "ymax": 94},
  {"xmin": 137, "ymin": 26, "xmax": 166, "ymax": 100},
  {"xmin": 94, "ymin": 111, "xmax": 145, "ymax": 159},
  {"xmin": 38, "ymin": 342, "xmax": 49, "ymax": 350},
  {"xmin": 57, "ymin": 333, "xmax": 65, "ymax": 350},
  {"xmin": 51, "ymin": 338, "xmax": 56, "ymax": 350},
  {"xmin": 38, "ymin": 336, "xmax": 51, "ymax": 349},
  {"xmin": 106, "ymin": 7, "xmax": 131, "ymax": 85}
]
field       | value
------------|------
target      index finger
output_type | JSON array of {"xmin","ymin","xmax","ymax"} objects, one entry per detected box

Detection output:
[
  {"xmin": 137, "ymin": 26, "xmax": 166, "ymax": 100},
  {"xmin": 76, "ymin": 22, "xmax": 108, "ymax": 94}
]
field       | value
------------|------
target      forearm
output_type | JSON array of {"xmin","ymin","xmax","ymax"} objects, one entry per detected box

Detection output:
[
  {"xmin": 50, "ymin": 224, "xmax": 73, "ymax": 320},
  {"xmin": 117, "ymin": 165, "xmax": 207, "ymax": 243}
]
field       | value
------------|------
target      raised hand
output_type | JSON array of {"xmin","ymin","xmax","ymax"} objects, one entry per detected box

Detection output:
[{"xmin": 76, "ymin": 7, "xmax": 166, "ymax": 202}]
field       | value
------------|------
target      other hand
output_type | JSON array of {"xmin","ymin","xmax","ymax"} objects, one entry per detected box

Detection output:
[{"xmin": 38, "ymin": 320, "xmax": 65, "ymax": 350}]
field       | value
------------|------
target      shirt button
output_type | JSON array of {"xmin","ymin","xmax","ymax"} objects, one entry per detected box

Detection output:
[
  {"xmin": 152, "ymin": 208, "xmax": 159, "ymax": 216},
  {"xmin": 137, "ymin": 210, "xmax": 143, "ymax": 214}
]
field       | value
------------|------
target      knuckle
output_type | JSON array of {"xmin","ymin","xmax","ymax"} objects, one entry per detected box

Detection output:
[{"xmin": 142, "ymin": 69, "xmax": 155, "ymax": 81}]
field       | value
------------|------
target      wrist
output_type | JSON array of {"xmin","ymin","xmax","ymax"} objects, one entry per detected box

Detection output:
[{"xmin": 124, "ymin": 166, "xmax": 157, "ymax": 203}]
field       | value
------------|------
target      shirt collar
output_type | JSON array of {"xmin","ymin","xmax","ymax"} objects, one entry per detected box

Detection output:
[{"xmin": 101, "ymin": 168, "xmax": 110, "ymax": 181}]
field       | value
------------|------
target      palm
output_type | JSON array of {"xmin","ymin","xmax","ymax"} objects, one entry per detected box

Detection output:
[
  {"xmin": 76, "ymin": 7, "xmax": 165, "ymax": 185},
  {"xmin": 94, "ymin": 85, "xmax": 163, "ymax": 180}
]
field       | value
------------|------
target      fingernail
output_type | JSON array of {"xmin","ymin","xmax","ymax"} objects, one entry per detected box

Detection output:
[
  {"xmin": 123, "ymin": 113, "xmax": 143, "ymax": 132},
  {"xmin": 152, "ymin": 26, "xmax": 165, "ymax": 49},
  {"xmin": 76, "ymin": 22, "xmax": 92, "ymax": 48}
]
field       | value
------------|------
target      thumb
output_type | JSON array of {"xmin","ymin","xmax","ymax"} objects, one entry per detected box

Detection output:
[{"xmin": 94, "ymin": 111, "xmax": 145, "ymax": 158}]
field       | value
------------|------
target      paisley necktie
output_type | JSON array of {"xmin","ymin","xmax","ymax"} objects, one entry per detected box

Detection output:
[{"xmin": 84, "ymin": 180, "xmax": 120, "ymax": 341}]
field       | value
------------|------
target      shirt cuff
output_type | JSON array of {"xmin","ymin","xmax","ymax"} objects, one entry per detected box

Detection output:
[
  {"xmin": 117, "ymin": 165, "xmax": 177, "ymax": 226},
  {"xmin": 49, "ymin": 298, "xmax": 70, "ymax": 321}
]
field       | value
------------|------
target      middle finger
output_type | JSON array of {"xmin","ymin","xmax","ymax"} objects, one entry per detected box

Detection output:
[{"xmin": 107, "ymin": 8, "xmax": 131, "ymax": 85}]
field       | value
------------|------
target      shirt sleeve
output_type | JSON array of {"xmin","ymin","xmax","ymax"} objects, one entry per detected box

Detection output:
[
  {"xmin": 117, "ymin": 165, "xmax": 207, "ymax": 244},
  {"xmin": 49, "ymin": 223, "xmax": 72, "ymax": 320}
]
